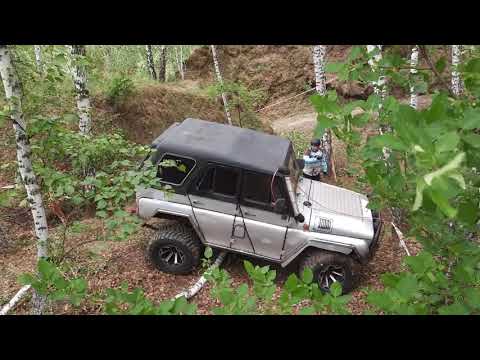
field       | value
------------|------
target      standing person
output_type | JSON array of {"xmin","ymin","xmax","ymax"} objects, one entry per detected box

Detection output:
[{"xmin": 303, "ymin": 139, "xmax": 327, "ymax": 181}]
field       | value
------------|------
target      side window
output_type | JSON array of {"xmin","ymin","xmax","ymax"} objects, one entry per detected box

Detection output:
[
  {"xmin": 196, "ymin": 165, "xmax": 239, "ymax": 198},
  {"xmin": 241, "ymin": 171, "xmax": 285, "ymax": 210},
  {"xmin": 157, "ymin": 154, "xmax": 195, "ymax": 185}
]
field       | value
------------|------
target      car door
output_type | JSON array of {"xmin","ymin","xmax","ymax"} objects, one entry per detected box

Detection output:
[
  {"xmin": 188, "ymin": 163, "xmax": 254, "ymax": 254},
  {"xmin": 239, "ymin": 171, "xmax": 290, "ymax": 260}
]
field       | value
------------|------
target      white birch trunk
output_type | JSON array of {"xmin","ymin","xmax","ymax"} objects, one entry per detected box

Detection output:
[
  {"xmin": 367, "ymin": 45, "xmax": 390, "ymax": 159},
  {"xmin": 158, "ymin": 45, "xmax": 167, "ymax": 82},
  {"xmin": 0, "ymin": 46, "xmax": 49, "ymax": 314},
  {"xmin": 179, "ymin": 46, "xmax": 185, "ymax": 80},
  {"xmin": 210, "ymin": 45, "xmax": 233, "ymax": 126},
  {"xmin": 175, "ymin": 46, "xmax": 180, "ymax": 79},
  {"xmin": 174, "ymin": 251, "xmax": 227, "ymax": 300},
  {"xmin": 451, "ymin": 45, "xmax": 464, "ymax": 97},
  {"xmin": 312, "ymin": 45, "xmax": 327, "ymax": 95},
  {"xmin": 366, "ymin": 45, "xmax": 387, "ymax": 101},
  {"xmin": 66, "ymin": 45, "xmax": 92, "ymax": 136},
  {"xmin": 145, "ymin": 45, "xmax": 157, "ymax": 80},
  {"xmin": 0, "ymin": 285, "xmax": 31, "ymax": 315},
  {"xmin": 409, "ymin": 45, "xmax": 419, "ymax": 109},
  {"xmin": 312, "ymin": 45, "xmax": 335, "ymax": 180},
  {"xmin": 33, "ymin": 45, "xmax": 42, "ymax": 73}
]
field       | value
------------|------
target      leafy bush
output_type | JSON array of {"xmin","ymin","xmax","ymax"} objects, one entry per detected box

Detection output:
[
  {"xmin": 206, "ymin": 81, "xmax": 266, "ymax": 130},
  {"xmin": 314, "ymin": 46, "xmax": 480, "ymax": 315},
  {"xmin": 106, "ymin": 75, "xmax": 135, "ymax": 105}
]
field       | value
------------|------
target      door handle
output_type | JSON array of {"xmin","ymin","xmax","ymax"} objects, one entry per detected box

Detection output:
[
  {"xmin": 192, "ymin": 200, "xmax": 203, "ymax": 205},
  {"xmin": 244, "ymin": 211, "xmax": 256, "ymax": 217}
]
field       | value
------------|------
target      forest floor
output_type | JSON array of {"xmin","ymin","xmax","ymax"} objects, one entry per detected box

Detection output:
[{"xmin": 0, "ymin": 88, "xmax": 425, "ymax": 315}]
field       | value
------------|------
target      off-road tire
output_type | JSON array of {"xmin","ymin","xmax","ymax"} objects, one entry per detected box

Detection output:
[
  {"xmin": 147, "ymin": 224, "xmax": 202, "ymax": 275},
  {"xmin": 299, "ymin": 250, "xmax": 354, "ymax": 294}
]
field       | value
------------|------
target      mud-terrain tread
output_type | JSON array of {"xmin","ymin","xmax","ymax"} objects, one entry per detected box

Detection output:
[
  {"xmin": 147, "ymin": 223, "xmax": 202, "ymax": 275},
  {"xmin": 299, "ymin": 250, "xmax": 354, "ymax": 294}
]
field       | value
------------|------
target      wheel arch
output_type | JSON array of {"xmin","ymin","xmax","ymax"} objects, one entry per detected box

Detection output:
[
  {"xmin": 281, "ymin": 242, "xmax": 354, "ymax": 267},
  {"xmin": 153, "ymin": 210, "xmax": 205, "ymax": 242}
]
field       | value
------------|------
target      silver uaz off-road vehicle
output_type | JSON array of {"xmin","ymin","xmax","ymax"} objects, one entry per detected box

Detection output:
[{"xmin": 136, "ymin": 118, "xmax": 382, "ymax": 293}]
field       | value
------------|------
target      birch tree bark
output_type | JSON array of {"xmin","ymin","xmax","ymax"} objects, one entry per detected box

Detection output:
[
  {"xmin": 367, "ymin": 45, "xmax": 390, "ymax": 159},
  {"xmin": 66, "ymin": 45, "xmax": 92, "ymax": 136},
  {"xmin": 312, "ymin": 45, "xmax": 336, "ymax": 181},
  {"xmin": 0, "ymin": 45, "xmax": 49, "ymax": 314},
  {"xmin": 409, "ymin": 45, "xmax": 419, "ymax": 109},
  {"xmin": 179, "ymin": 46, "xmax": 185, "ymax": 80},
  {"xmin": 33, "ymin": 45, "xmax": 42, "ymax": 73},
  {"xmin": 145, "ymin": 45, "xmax": 157, "ymax": 80},
  {"xmin": 366, "ymin": 45, "xmax": 386, "ymax": 102},
  {"xmin": 210, "ymin": 45, "xmax": 233, "ymax": 125},
  {"xmin": 158, "ymin": 45, "xmax": 167, "ymax": 82},
  {"xmin": 451, "ymin": 45, "xmax": 464, "ymax": 97}
]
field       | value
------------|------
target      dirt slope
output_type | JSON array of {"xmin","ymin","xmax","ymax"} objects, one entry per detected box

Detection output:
[
  {"xmin": 94, "ymin": 82, "xmax": 227, "ymax": 144},
  {"xmin": 185, "ymin": 45, "xmax": 353, "ymax": 104}
]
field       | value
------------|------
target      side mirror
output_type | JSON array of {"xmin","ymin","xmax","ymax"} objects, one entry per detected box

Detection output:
[
  {"xmin": 273, "ymin": 198, "xmax": 287, "ymax": 213},
  {"xmin": 295, "ymin": 213, "xmax": 305, "ymax": 223}
]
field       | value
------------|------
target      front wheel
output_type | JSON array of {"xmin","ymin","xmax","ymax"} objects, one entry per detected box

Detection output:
[
  {"xmin": 147, "ymin": 224, "xmax": 202, "ymax": 275},
  {"xmin": 299, "ymin": 250, "xmax": 354, "ymax": 294}
]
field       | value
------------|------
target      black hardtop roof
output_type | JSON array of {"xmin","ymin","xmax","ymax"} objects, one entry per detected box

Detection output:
[{"xmin": 152, "ymin": 118, "xmax": 292, "ymax": 174}]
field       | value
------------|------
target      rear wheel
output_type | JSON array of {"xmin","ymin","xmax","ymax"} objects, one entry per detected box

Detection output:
[
  {"xmin": 299, "ymin": 250, "xmax": 353, "ymax": 294},
  {"xmin": 147, "ymin": 224, "xmax": 202, "ymax": 275}
]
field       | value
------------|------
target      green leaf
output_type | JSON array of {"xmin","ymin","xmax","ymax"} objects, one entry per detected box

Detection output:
[
  {"xmin": 65, "ymin": 184, "xmax": 75, "ymax": 195},
  {"xmin": 461, "ymin": 108, "xmax": 480, "ymax": 130},
  {"xmin": 299, "ymin": 306, "xmax": 316, "ymax": 315},
  {"xmin": 301, "ymin": 268, "xmax": 313, "ymax": 284},
  {"xmin": 427, "ymin": 185, "xmax": 458, "ymax": 218},
  {"xmin": 413, "ymin": 179, "xmax": 427, "ymax": 211},
  {"xmin": 457, "ymin": 200, "xmax": 479, "ymax": 226},
  {"xmin": 368, "ymin": 134, "xmax": 408, "ymax": 152},
  {"xmin": 330, "ymin": 282, "xmax": 342, "ymax": 297},
  {"xmin": 18, "ymin": 273, "xmax": 35, "ymax": 285},
  {"xmin": 218, "ymin": 288, "xmax": 234, "ymax": 305},
  {"xmin": 204, "ymin": 247, "xmax": 213, "ymax": 259},
  {"xmin": 97, "ymin": 199, "xmax": 107, "ymax": 210},
  {"xmin": 464, "ymin": 288, "xmax": 480, "ymax": 310},
  {"xmin": 438, "ymin": 303, "xmax": 470, "ymax": 315},
  {"xmin": 465, "ymin": 58, "xmax": 480, "ymax": 73},
  {"xmin": 424, "ymin": 152, "xmax": 465, "ymax": 186},
  {"xmin": 405, "ymin": 252, "xmax": 436, "ymax": 274},
  {"xmin": 436, "ymin": 132, "xmax": 460, "ymax": 153},
  {"xmin": 462, "ymin": 133, "xmax": 480, "ymax": 148},
  {"xmin": 243, "ymin": 260, "xmax": 255, "ymax": 276},
  {"xmin": 395, "ymin": 275, "xmax": 418, "ymax": 300},
  {"xmin": 284, "ymin": 274, "xmax": 299, "ymax": 292},
  {"xmin": 325, "ymin": 62, "xmax": 344, "ymax": 73}
]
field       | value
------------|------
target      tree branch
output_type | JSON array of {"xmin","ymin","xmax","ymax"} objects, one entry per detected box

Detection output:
[{"xmin": 418, "ymin": 45, "xmax": 454, "ymax": 97}]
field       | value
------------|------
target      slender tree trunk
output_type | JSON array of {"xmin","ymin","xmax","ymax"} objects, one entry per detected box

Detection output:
[
  {"xmin": 145, "ymin": 45, "xmax": 157, "ymax": 80},
  {"xmin": 33, "ymin": 45, "xmax": 42, "ymax": 73},
  {"xmin": 179, "ymin": 46, "xmax": 185, "ymax": 80},
  {"xmin": 158, "ymin": 45, "xmax": 167, "ymax": 82},
  {"xmin": 312, "ymin": 45, "xmax": 336, "ymax": 182},
  {"xmin": 367, "ymin": 45, "xmax": 390, "ymax": 159},
  {"xmin": 210, "ymin": 45, "xmax": 233, "ymax": 125},
  {"xmin": 66, "ymin": 45, "xmax": 92, "ymax": 136},
  {"xmin": 451, "ymin": 45, "xmax": 464, "ymax": 97},
  {"xmin": 174, "ymin": 46, "xmax": 180, "ymax": 79},
  {"xmin": 0, "ymin": 46, "xmax": 49, "ymax": 314},
  {"xmin": 409, "ymin": 45, "xmax": 419, "ymax": 109},
  {"xmin": 366, "ymin": 45, "xmax": 386, "ymax": 102}
]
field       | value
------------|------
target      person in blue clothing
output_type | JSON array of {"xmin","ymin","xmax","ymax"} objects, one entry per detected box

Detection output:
[{"xmin": 302, "ymin": 138, "xmax": 328, "ymax": 181}]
